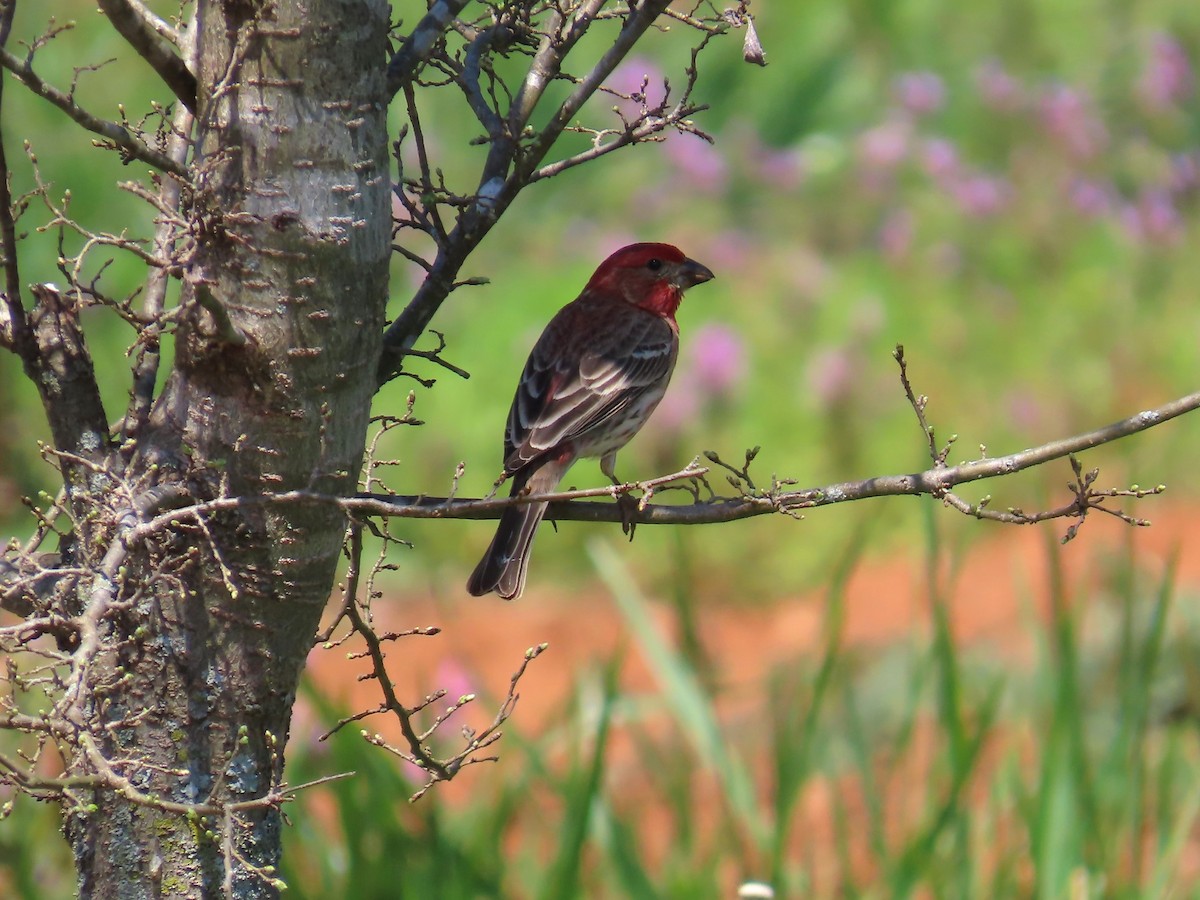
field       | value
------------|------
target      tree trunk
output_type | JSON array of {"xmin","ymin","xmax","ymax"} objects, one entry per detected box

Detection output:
[{"xmin": 63, "ymin": 1, "xmax": 390, "ymax": 895}]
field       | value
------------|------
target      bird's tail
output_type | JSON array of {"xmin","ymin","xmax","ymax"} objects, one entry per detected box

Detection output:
[{"xmin": 466, "ymin": 469, "xmax": 551, "ymax": 600}]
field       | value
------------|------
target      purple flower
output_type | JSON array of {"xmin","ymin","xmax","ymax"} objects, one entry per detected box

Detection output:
[
  {"xmin": 1170, "ymin": 151, "xmax": 1200, "ymax": 195},
  {"xmin": 689, "ymin": 324, "xmax": 746, "ymax": 397},
  {"xmin": 857, "ymin": 118, "xmax": 912, "ymax": 172},
  {"xmin": 806, "ymin": 345, "xmax": 857, "ymax": 410},
  {"xmin": 652, "ymin": 379, "xmax": 699, "ymax": 434},
  {"xmin": 702, "ymin": 230, "xmax": 754, "ymax": 272},
  {"xmin": 919, "ymin": 137, "xmax": 960, "ymax": 185},
  {"xmin": 1038, "ymin": 83, "xmax": 1108, "ymax": 160},
  {"xmin": 1122, "ymin": 188, "xmax": 1183, "ymax": 245},
  {"xmin": 651, "ymin": 323, "xmax": 746, "ymax": 434},
  {"xmin": 974, "ymin": 59, "xmax": 1023, "ymax": 112},
  {"xmin": 1006, "ymin": 390, "xmax": 1044, "ymax": 432},
  {"xmin": 754, "ymin": 144, "xmax": 805, "ymax": 190},
  {"xmin": 1138, "ymin": 33, "xmax": 1193, "ymax": 112},
  {"xmin": 665, "ymin": 133, "xmax": 728, "ymax": 192},
  {"xmin": 436, "ymin": 657, "xmax": 477, "ymax": 703},
  {"xmin": 951, "ymin": 173, "xmax": 1009, "ymax": 217},
  {"xmin": 1068, "ymin": 178, "xmax": 1114, "ymax": 217},
  {"xmin": 893, "ymin": 71, "xmax": 947, "ymax": 117}
]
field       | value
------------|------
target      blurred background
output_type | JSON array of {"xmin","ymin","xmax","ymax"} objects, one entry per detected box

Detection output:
[{"xmin": 5, "ymin": 0, "xmax": 1200, "ymax": 896}]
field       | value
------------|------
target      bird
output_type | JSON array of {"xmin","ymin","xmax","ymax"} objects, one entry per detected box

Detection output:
[{"xmin": 466, "ymin": 242, "xmax": 715, "ymax": 600}]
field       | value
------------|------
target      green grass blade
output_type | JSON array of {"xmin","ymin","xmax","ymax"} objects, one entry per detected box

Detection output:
[
  {"xmin": 538, "ymin": 663, "xmax": 619, "ymax": 900},
  {"xmin": 588, "ymin": 539, "xmax": 769, "ymax": 854}
]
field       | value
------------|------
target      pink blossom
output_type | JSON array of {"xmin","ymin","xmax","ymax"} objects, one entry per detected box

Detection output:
[
  {"xmin": 878, "ymin": 209, "xmax": 914, "ymax": 262},
  {"xmin": 974, "ymin": 59, "xmax": 1023, "ymax": 112},
  {"xmin": 951, "ymin": 173, "xmax": 1009, "ymax": 217},
  {"xmin": 919, "ymin": 137, "xmax": 960, "ymax": 184},
  {"xmin": 665, "ymin": 133, "xmax": 728, "ymax": 192},
  {"xmin": 1138, "ymin": 33, "xmax": 1193, "ymax": 112},
  {"xmin": 1170, "ymin": 151, "xmax": 1200, "ymax": 195},
  {"xmin": 1068, "ymin": 178, "xmax": 1113, "ymax": 217},
  {"xmin": 1038, "ymin": 83, "xmax": 1108, "ymax": 160},
  {"xmin": 689, "ymin": 324, "xmax": 746, "ymax": 397},
  {"xmin": 893, "ymin": 71, "xmax": 946, "ymax": 117},
  {"xmin": 435, "ymin": 657, "xmax": 477, "ymax": 704},
  {"xmin": 754, "ymin": 144, "xmax": 805, "ymax": 190},
  {"xmin": 857, "ymin": 118, "xmax": 912, "ymax": 172},
  {"xmin": 702, "ymin": 230, "xmax": 754, "ymax": 272},
  {"xmin": 1006, "ymin": 390, "xmax": 1044, "ymax": 432},
  {"xmin": 806, "ymin": 345, "xmax": 857, "ymax": 409},
  {"xmin": 1122, "ymin": 188, "xmax": 1183, "ymax": 245},
  {"xmin": 651, "ymin": 323, "xmax": 746, "ymax": 432}
]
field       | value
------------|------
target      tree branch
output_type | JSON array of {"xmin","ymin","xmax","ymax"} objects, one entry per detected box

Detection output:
[
  {"xmin": 27, "ymin": 285, "xmax": 113, "ymax": 492},
  {"xmin": 0, "ymin": 46, "xmax": 190, "ymax": 178},
  {"xmin": 0, "ymin": 0, "xmax": 28, "ymax": 354},
  {"xmin": 96, "ymin": 0, "xmax": 196, "ymax": 113},
  {"xmin": 348, "ymin": 387, "xmax": 1200, "ymax": 526},
  {"xmin": 121, "ymin": 103, "xmax": 194, "ymax": 443},
  {"xmin": 385, "ymin": 0, "xmax": 472, "ymax": 98},
  {"xmin": 4, "ymin": 385, "xmax": 1193, "ymax": 622},
  {"xmin": 514, "ymin": 0, "xmax": 674, "ymax": 181},
  {"xmin": 377, "ymin": 0, "xmax": 680, "ymax": 383}
]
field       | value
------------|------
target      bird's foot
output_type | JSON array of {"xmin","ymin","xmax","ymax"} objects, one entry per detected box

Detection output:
[{"xmin": 613, "ymin": 490, "xmax": 639, "ymax": 541}]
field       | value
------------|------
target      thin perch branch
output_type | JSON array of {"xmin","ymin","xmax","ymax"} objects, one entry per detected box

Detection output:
[
  {"xmin": 67, "ymin": 387, "xmax": 1185, "ymax": 537},
  {"xmin": 349, "ymin": 387, "xmax": 1200, "ymax": 525}
]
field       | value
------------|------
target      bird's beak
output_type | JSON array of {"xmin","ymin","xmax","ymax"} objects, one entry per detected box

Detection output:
[{"xmin": 676, "ymin": 257, "xmax": 715, "ymax": 289}]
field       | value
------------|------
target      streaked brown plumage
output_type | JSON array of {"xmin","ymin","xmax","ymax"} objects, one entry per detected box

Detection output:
[{"xmin": 466, "ymin": 243, "xmax": 714, "ymax": 599}]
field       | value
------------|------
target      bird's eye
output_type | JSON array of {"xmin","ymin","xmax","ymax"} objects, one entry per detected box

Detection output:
[{"xmin": 646, "ymin": 258, "xmax": 663, "ymax": 271}]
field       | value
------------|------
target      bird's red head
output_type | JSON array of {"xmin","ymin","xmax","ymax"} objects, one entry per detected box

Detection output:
[{"xmin": 584, "ymin": 242, "xmax": 715, "ymax": 320}]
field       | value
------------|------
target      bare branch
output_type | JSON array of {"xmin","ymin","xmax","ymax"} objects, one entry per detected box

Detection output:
[
  {"xmin": 121, "ymin": 103, "xmax": 194, "ymax": 443},
  {"xmin": 0, "ymin": 45, "xmax": 190, "ymax": 178},
  {"xmin": 26, "ymin": 285, "xmax": 112, "ymax": 491},
  {"xmin": 509, "ymin": 0, "xmax": 607, "ymax": 136},
  {"xmin": 0, "ymin": 376, "xmax": 1178, "ymax": 612},
  {"xmin": 0, "ymin": 0, "xmax": 28, "ymax": 353},
  {"xmin": 378, "ymin": 0, "xmax": 684, "ymax": 382},
  {"xmin": 386, "ymin": 0, "xmax": 473, "ymax": 97},
  {"xmin": 97, "ymin": 0, "xmax": 197, "ymax": 113},
  {"xmin": 514, "ymin": 0, "xmax": 675, "ymax": 179},
  {"xmin": 349, "ymin": 386, "xmax": 1200, "ymax": 527}
]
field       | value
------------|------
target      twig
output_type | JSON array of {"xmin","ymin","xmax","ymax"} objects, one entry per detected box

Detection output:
[
  {"xmin": 0, "ymin": 2, "xmax": 28, "ymax": 354},
  {"xmin": 0, "ymin": 46, "xmax": 189, "ymax": 178},
  {"xmin": 377, "ymin": 0, "xmax": 699, "ymax": 383},
  {"xmin": 349, "ymin": 385, "xmax": 1200, "ymax": 526},
  {"xmin": 386, "ymin": 0, "xmax": 473, "ymax": 97},
  {"xmin": 97, "ymin": 0, "xmax": 196, "ymax": 113}
]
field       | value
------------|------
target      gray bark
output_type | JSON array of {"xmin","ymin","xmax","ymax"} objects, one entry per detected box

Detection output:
[{"xmin": 62, "ymin": 1, "xmax": 390, "ymax": 895}]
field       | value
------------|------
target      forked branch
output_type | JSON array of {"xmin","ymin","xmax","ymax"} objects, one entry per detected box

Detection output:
[{"xmin": 378, "ymin": 0, "xmax": 741, "ymax": 383}]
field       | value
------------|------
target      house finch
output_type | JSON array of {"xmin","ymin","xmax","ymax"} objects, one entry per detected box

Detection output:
[{"xmin": 466, "ymin": 242, "xmax": 715, "ymax": 599}]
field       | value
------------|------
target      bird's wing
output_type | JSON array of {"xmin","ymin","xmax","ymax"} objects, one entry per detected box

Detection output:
[{"xmin": 503, "ymin": 300, "xmax": 677, "ymax": 473}]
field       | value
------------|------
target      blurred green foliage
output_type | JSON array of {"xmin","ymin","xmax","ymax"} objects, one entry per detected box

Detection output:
[
  {"xmin": 5, "ymin": 0, "xmax": 1200, "ymax": 895},
  {"xmin": 3, "ymin": 0, "xmax": 1200, "ymax": 600},
  {"xmin": 13, "ymin": 511, "xmax": 1199, "ymax": 898}
]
